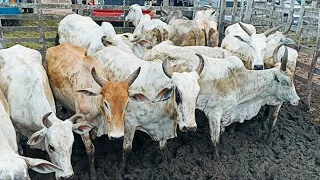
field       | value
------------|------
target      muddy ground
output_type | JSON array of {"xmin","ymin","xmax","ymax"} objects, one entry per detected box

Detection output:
[{"xmin": 25, "ymin": 82, "xmax": 320, "ymax": 180}]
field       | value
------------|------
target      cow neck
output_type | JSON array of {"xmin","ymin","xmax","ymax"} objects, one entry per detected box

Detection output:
[
  {"xmin": 167, "ymin": 94, "xmax": 178, "ymax": 121},
  {"xmin": 237, "ymin": 68, "xmax": 277, "ymax": 104}
]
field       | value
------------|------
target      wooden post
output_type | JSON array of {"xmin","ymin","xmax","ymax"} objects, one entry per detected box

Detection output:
[
  {"xmin": 269, "ymin": 0, "xmax": 275, "ymax": 28},
  {"xmin": 123, "ymin": 0, "xmax": 129, "ymax": 33},
  {"xmin": 218, "ymin": 0, "xmax": 226, "ymax": 46},
  {"xmin": 0, "ymin": 19, "xmax": 4, "ymax": 49},
  {"xmin": 37, "ymin": 0, "xmax": 45, "ymax": 63},
  {"xmin": 231, "ymin": 0, "xmax": 238, "ymax": 24},
  {"xmin": 304, "ymin": 39, "xmax": 320, "ymax": 108},
  {"xmin": 243, "ymin": 0, "xmax": 253, "ymax": 23},
  {"xmin": 239, "ymin": 0, "xmax": 245, "ymax": 21},
  {"xmin": 296, "ymin": 0, "xmax": 305, "ymax": 48}
]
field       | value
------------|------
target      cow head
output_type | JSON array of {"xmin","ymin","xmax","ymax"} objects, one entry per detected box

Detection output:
[
  {"xmin": 271, "ymin": 45, "xmax": 300, "ymax": 106},
  {"xmin": 160, "ymin": 3, "xmax": 189, "ymax": 23},
  {"xmin": 233, "ymin": 22, "xmax": 283, "ymax": 70},
  {"xmin": 77, "ymin": 67, "xmax": 149, "ymax": 140},
  {"xmin": 125, "ymin": 4, "xmax": 143, "ymax": 27},
  {"xmin": 152, "ymin": 54, "xmax": 204, "ymax": 132},
  {"xmin": 194, "ymin": 9, "xmax": 218, "ymax": 21},
  {"xmin": 0, "ymin": 154, "xmax": 62, "ymax": 180},
  {"xmin": 27, "ymin": 112, "xmax": 92, "ymax": 179}
]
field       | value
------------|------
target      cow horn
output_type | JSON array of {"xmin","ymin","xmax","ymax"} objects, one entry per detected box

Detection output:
[
  {"xmin": 195, "ymin": 53, "xmax": 205, "ymax": 75},
  {"xmin": 280, "ymin": 47, "xmax": 288, "ymax": 71},
  {"xmin": 273, "ymin": 43, "xmax": 285, "ymax": 63},
  {"xmin": 239, "ymin": 22, "xmax": 253, "ymax": 36},
  {"xmin": 91, "ymin": 67, "xmax": 106, "ymax": 87},
  {"xmin": 263, "ymin": 25, "xmax": 283, "ymax": 37},
  {"xmin": 125, "ymin": 67, "xmax": 141, "ymax": 86},
  {"xmin": 42, "ymin": 112, "xmax": 53, "ymax": 128},
  {"xmin": 69, "ymin": 113, "xmax": 86, "ymax": 123},
  {"xmin": 283, "ymin": 15, "xmax": 294, "ymax": 35},
  {"xmin": 160, "ymin": 2, "xmax": 169, "ymax": 16},
  {"xmin": 162, "ymin": 58, "xmax": 172, "ymax": 78}
]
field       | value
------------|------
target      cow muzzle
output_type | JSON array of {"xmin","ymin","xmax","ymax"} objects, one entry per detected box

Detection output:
[
  {"xmin": 182, "ymin": 126, "xmax": 197, "ymax": 132},
  {"xmin": 290, "ymin": 99, "xmax": 300, "ymax": 106},
  {"xmin": 109, "ymin": 132, "xmax": 124, "ymax": 141},
  {"xmin": 58, "ymin": 174, "xmax": 74, "ymax": 180},
  {"xmin": 253, "ymin": 64, "xmax": 264, "ymax": 70}
]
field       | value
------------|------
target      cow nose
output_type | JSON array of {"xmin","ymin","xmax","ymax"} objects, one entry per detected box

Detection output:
[
  {"xmin": 182, "ymin": 126, "xmax": 197, "ymax": 132},
  {"xmin": 110, "ymin": 136, "xmax": 124, "ymax": 141},
  {"xmin": 253, "ymin": 65, "xmax": 264, "ymax": 70},
  {"xmin": 101, "ymin": 36, "xmax": 107, "ymax": 43},
  {"xmin": 60, "ymin": 175, "xmax": 74, "ymax": 180}
]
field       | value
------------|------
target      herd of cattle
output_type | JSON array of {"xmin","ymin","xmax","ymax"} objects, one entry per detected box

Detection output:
[{"xmin": 0, "ymin": 3, "xmax": 301, "ymax": 180}]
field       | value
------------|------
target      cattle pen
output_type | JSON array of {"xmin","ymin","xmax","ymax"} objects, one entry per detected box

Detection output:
[{"xmin": 1, "ymin": 1, "xmax": 320, "ymax": 179}]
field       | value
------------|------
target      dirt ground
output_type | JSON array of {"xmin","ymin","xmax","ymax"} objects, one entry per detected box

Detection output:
[{"xmin": 23, "ymin": 80, "xmax": 320, "ymax": 179}]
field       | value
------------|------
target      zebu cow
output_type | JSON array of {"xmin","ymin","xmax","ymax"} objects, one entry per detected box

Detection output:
[
  {"xmin": 160, "ymin": 4, "xmax": 218, "ymax": 47},
  {"xmin": 0, "ymin": 45, "xmax": 92, "ymax": 180},
  {"xmin": 0, "ymin": 87, "xmax": 62, "ymax": 179},
  {"xmin": 57, "ymin": 14, "xmax": 134, "ymax": 56},
  {"xmin": 46, "ymin": 42, "xmax": 149, "ymax": 180},
  {"xmin": 194, "ymin": 8, "xmax": 218, "ymax": 22},
  {"xmin": 125, "ymin": 4, "xmax": 169, "ymax": 46},
  {"xmin": 149, "ymin": 46, "xmax": 300, "ymax": 159},
  {"xmin": 93, "ymin": 45, "xmax": 204, "ymax": 170},
  {"xmin": 221, "ymin": 22, "xmax": 283, "ymax": 70}
]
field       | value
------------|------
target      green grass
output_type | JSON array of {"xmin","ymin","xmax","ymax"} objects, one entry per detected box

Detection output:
[{"xmin": 3, "ymin": 20, "xmax": 58, "ymax": 50}]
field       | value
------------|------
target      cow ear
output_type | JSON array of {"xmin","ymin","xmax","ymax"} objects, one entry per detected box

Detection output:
[
  {"xmin": 152, "ymin": 85, "xmax": 173, "ymax": 103},
  {"xmin": 76, "ymin": 88, "xmax": 101, "ymax": 96},
  {"xmin": 22, "ymin": 157, "xmax": 62, "ymax": 173},
  {"xmin": 72, "ymin": 123, "xmax": 93, "ymax": 134},
  {"xmin": 27, "ymin": 129, "xmax": 45, "ymax": 146},
  {"xmin": 137, "ymin": 39, "xmax": 153, "ymax": 49},
  {"xmin": 129, "ymin": 90, "xmax": 150, "ymax": 102}
]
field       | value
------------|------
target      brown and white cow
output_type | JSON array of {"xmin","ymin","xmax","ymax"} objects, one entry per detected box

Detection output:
[{"xmin": 45, "ymin": 42, "xmax": 149, "ymax": 180}]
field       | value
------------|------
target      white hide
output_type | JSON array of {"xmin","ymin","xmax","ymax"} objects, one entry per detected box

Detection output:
[
  {"xmin": 93, "ymin": 46, "xmax": 202, "ymax": 150},
  {"xmin": 194, "ymin": 9, "xmax": 218, "ymax": 22},
  {"xmin": 0, "ymin": 45, "xmax": 92, "ymax": 179},
  {"xmin": 0, "ymin": 88, "xmax": 61, "ymax": 179},
  {"xmin": 58, "ymin": 14, "xmax": 130, "ymax": 56}
]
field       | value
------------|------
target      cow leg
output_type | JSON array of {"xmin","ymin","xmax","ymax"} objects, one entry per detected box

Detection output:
[
  {"xmin": 81, "ymin": 133, "xmax": 96, "ymax": 180},
  {"xmin": 159, "ymin": 139, "xmax": 168, "ymax": 163},
  {"xmin": 207, "ymin": 110, "xmax": 222, "ymax": 161},
  {"xmin": 120, "ymin": 127, "xmax": 135, "ymax": 174},
  {"xmin": 16, "ymin": 131, "xmax": 23, "ymax": 155},
  {"xmin": 266, "ymin": 104, "xmax": 282, "ymax": 141},
  {"xmin": 261, "ymin": 105, "xmax": 272, "ymax": 130}
]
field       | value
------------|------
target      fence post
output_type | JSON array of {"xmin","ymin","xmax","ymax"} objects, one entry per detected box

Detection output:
[
  {"xmin": 218, "ymin": 0, "xmax": 226, "ymax": 46},
  {"xmin": 243, "ymin": 0, "xmax": 253, "ymax": 23},
  {"xmin": 296, "ymin": 0, "xmax": 305, "ymax": 49},
  {"xmin": 239, "ymin": 0, "xmax": 245, "ymax": 21},
  {"xmin": 269, "ymin": 0, "xmax": 275, "ymax": 28},
  {"xmin": 37, "ymin": 0, "xmax": 45, "ymax": 63},
  {"xmin": 231, "ymin": 0, "xmax": 238, "ymax": 24},
  {"xmin": 304, "ymin": 39, "xmax": 320, "ymax": 108},
  {"xmin": 0, "ymin": 19, "xmax": 4, "ymax": 49}
]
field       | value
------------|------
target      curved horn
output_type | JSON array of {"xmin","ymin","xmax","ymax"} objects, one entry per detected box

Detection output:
[
  {"xmin": 273, "ymin": 43, "xmax": 285, "ymax": 63},
  {"xmin": 239, "ymin": 22, "xmax": 253, "ymax": 36},
  {"xmin": 160, "ymin": 2, "xmax": 169, "ymax": 16},
  {"xmin": 125, "ymin": 67, "xmax": 141, "ymax": 86},
  {"xmin": 91, "ymin": 67, "xmax": 106, "ymax": 87},
  {"xmin": 263, "ymin": 25, "xmax": 283, "ymax": 37},
  {"xmin": 162, "ymin": 58, "xmax": 173, "ymax": 78},
  {"xmin": 283, "ymin": 15, "xmax": 294, "ymax": 35},
  {"xmin": 69, "ymin": 113, "xmax": 86, "ymax": 123},
  {"xmin": 42, "ymin": 112, "xmax": 52, "ymax": 128},
  {"xmin": 280, "ymin": 47, "xmax": 289, "ymax": 71},
  {"xmin": 195, "ymin": 53, "xmax": 205, "ymax": 75}
]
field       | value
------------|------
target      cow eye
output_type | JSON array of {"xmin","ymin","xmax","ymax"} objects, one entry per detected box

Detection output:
[
  {"xmin": 175, "ymin": 88, "xmax": 182, "ymax": 105},
  {"xmin": 123, "ymin": 34, "xmax": 128, "ymax": 38},
  {"xmin": 48, "ymin": 144, "xmax": 55, "ymax": 152},
  {"xmin": 104, "ymin": 102, "xmax": 109, "ymax": 109}
]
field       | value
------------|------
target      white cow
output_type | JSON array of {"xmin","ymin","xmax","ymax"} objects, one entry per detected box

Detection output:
[
  {"xmin": 125, "ymin": 4, "xmax": 169, "ymax": 46},
  {"xmin": 194, "ymin": 8, "xmax": 218, "ymax": 22},
  {"xmin": 57, "ymin": 14, "xmax": 132, "ymax": 56},
  {"xmin": 0, "ymin": 45, "xmax": 93, "ymax": 180},
  {"xmin": 0, "ymin": 88, "xmax": 62, "ymax": 179},
  {"xmin": 221, "ymin": 22, "xmax": 283, "ymax": 70},
  {"xmin": 93, "ymin": 45, "xmax": 204, "ymax": 170},
  {"xmin": 154, "ymin": 47, "xmax": 300, "ymax": 159}
]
